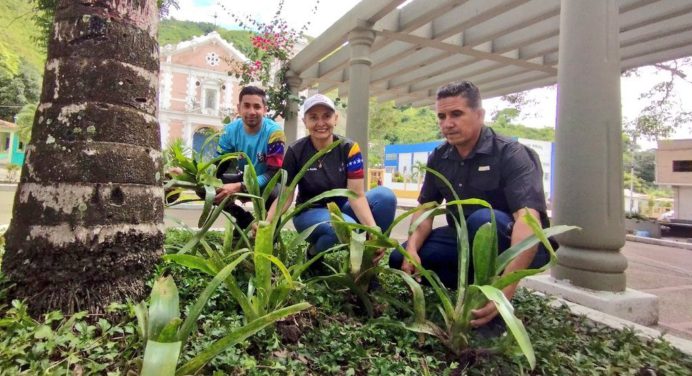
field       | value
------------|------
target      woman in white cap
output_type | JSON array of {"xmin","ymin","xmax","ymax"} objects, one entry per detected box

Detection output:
[{"xmin": 267, "ymin": 93, "xmax": 397, "ymax": 259}]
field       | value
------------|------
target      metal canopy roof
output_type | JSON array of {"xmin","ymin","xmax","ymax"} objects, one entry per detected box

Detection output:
[{"xmin": 289, "ymin": 0, "xmax": 692, "ymax": 107}]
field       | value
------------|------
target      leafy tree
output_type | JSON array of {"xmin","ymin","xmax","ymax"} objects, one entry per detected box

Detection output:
[
  {"xmin": 16, "ymin": 103, "xmax": 37, "ymax": 144},
  {"xmin": 623, "ymin": 58, "xmax": 692, "ymax": 140},
  {"xmin": 0, "ymin": 56, "xmax": 42, "ymax": 122},
  {"xmin": 488, "ymin": 108, "xmax": 554, "ymax": 141},
  {"xmin": 3, "ymin": 0, "xmax": 164, "ymax": 317},
  {"xmin": 633, "ymin": 150, "xmax": 656, "ymax": 185}
]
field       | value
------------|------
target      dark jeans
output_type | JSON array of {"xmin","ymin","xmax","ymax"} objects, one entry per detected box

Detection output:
[
  {"xmin": 388, "ymin": 208, "xmax": 550, "ymax": 288},
  {"xmin": 293, "ymin": 187, "xmax": 397, "ymax": 254}
]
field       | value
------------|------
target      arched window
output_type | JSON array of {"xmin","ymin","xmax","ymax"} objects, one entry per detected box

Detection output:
[{"xmin": 192, "ymin": 127, "xmax": 219, "ymax": 162}]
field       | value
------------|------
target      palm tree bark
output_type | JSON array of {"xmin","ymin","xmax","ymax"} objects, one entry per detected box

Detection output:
[{"xmin": 2, "ymin": 0, "xmax": 163, "ymax": 316}]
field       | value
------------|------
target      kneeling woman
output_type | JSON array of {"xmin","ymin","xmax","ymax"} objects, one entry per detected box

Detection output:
[{"xmin": 267, "ymin": 94, "xmax": 397, "ymax": 256}]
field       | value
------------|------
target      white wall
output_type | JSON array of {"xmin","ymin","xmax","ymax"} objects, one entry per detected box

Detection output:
[{"xmin": 675, "ymin": 186, "xmax": 692, "ymax": 220}]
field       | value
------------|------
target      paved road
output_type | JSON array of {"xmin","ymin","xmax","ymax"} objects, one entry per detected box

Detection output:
[{"xmin": 1, "ymin": 187, "xmax": 691, "ymax": 339}]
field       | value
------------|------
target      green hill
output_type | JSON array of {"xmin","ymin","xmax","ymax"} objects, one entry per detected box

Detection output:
[
  {"xmin": 0, "ymin": 6, "xmax": 257, "ymax": 76},
  {"xmin": 0, "ymin": 0, "xmax": 47, "ymax": 74},
  {"xmin": 159, "ymin": 19, "xmax": 255, "ymax": 56}
]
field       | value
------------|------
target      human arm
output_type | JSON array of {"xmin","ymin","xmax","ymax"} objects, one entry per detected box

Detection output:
[
  {"xmin": 471, "ymin": 144, "xmax": 547, "ymax": 326},
  {"xmin": 400, "ymin": 209, "xmax": 434, "ymax": 276},
  {"xmin": 265, "ymin": 188, "xmax": 295, "ymax": 224},
  {"xmin": 256, "ymin": 128, "xmax": 286, "ymax": 189}
]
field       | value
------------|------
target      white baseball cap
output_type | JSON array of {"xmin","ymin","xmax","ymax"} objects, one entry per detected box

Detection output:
[{"xmin": 302, "ymin": 94, "xmax": 335, "ymax": 115}]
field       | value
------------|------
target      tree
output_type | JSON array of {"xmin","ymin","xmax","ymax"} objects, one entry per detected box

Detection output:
[
  {"xmin": 3, "ymin": 0, "xmax": 164, "ymax": 316},
  {"xmin": 623, "ymin": 58, "xmax": 692, "ymax": 140},
  {"xmin": 16, "ymin": 103, "xmax": 37, "ymax": 144}
]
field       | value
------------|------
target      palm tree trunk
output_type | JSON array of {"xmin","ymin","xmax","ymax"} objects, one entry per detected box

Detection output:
[{"xmin": 2, "ymin": 0, "xmax": 163, "ymax": 316}]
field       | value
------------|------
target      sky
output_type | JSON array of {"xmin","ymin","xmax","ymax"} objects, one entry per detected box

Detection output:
[{"xmin": 169, "ymin": 0, "xmax": 692, "ymax": 149}]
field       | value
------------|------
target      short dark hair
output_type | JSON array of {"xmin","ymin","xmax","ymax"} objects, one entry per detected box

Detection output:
[
  {"xmin": 239, "ymin": 86, "xmax": 267, "ymax": 105},
  {"xmin": 436, "ymin": 81, "xmax": 481, "ymax": 109}
]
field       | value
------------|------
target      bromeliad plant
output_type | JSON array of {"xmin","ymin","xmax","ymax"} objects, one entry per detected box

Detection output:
[
  {"xmin": 164, "ymin": 140, "xmax": 355, "ymax": 323},
  {"xmin": 380, "ymin": 168, "xmax": 577, "ymax": 369},
  {"xmin": 311, "ymin": 202, "xmax": 431, "ymax": 317},
  {"xmin": 136, "ymin": 259, "xmax": 310, "ymax": 376}
]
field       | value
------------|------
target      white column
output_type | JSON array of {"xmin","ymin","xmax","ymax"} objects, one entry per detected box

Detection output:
[
  {"xmin": 346, "ymin": 21, "xmax": 375, "ymax": 169},
  {"xmin": 183, "ymin": 120, "xmax": 193, "ymax": 156},
  {"xmin": 284, "ymin": 70, "xmax": 302, "ymax": 144},
  {"xmin": 160, "ymin": 119, "xmax": 169, "ymax": 149},
  {"xmin": 552, "ymin": 0, "xmax": 627, "ymax": 291}
]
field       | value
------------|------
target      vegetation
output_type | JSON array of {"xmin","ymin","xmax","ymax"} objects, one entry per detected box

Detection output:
[
  {"xmin": 1, "ymin": 226, "xmax": 691, "ymax": 375},
  {"xmin": 159, "ymin": 19, "xmax": 255, "ymax": 55}
]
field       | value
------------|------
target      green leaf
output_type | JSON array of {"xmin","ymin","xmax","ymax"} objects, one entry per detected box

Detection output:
[
  {"xmin": 327, "ymin": 201, "xmax": 351, "ymax": 244},
  {"xmin": 198, "ymin": 185, "xmax": 217, "ymax": 228},
  {"xmin": 163, "ymin": 254, "xmax": 217, "ymax": 276},
  {"xmin": 176, "ymin": 302, "xmax": 311, "ymax": 376},
  {"xmin": 177, "ymin": 253, "xmax": 250, "ymax": 343},
  {"xmin": 472, "ymin": 223, "xmax": 495, "ymax": 286},
  {"xmin": 348, "ymin": 231, "xmax": 367, "ymax": 275},
  {"xmin": 179, "ymin": 195, "xmax": 233, "ymax": 254},
  {"xmin": 408, "ymin": 207, "xmax": 446, "ymax": 236},
  {"xmin": 141, "ymin": 340, "xmax": 182, "ymax": 376},
  {"xmin": 133, "ymin": 301, "xmax": 149, "ymax": 341},
  {"xmin": 255, "ymin": 252, "xmax": 294, "ymax": 289},
  {"xmin": 385, "ymin": 201, "xmax": 437, "ymax": 236},
  {"xmin": 494, "ymin": 225, "xmax": 578, "ymax": 275},
  {"xmin": 475, "ymin": 285, "xmax": 535, "ymax": 370},
  {"xmin": 147, "ymin": 277, "xmax": 180, "ymax": 341},
  {"xmin": 394, "ymin": 244, "xmax": 455, "ymax": 318},
  {"xmin": 34, "ymin": 325, "xmax": 52, "ymax": 339},
  {"xmin": 253, "ymin": 221, "xmax": 274, "ymax": 309},
  {"xmin": 389, "ymin": 269, "xmax": 427, "ymax": 324}
]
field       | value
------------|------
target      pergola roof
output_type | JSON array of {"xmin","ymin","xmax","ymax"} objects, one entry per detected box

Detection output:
[{"xmin": 289, "ymin": 0, "xmax": 692, "ymax": 107}]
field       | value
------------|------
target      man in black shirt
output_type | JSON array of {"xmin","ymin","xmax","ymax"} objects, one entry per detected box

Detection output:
[{"xmin": 389, "ymin": 81, "xmax": 550, "ymax": 328}]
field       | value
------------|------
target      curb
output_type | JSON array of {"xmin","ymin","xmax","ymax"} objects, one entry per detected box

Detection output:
[{"xmin": 626, "ymin": 234, "xmax": 692, "ymax": 251}]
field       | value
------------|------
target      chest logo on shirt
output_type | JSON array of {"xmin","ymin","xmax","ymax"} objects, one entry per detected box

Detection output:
[{"xmin": 478, "ymin": 165, "xmax": 490, "ymax": 171}]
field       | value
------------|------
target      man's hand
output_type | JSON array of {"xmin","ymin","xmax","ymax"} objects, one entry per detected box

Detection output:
[
  {"xmin": 470, "ymin": 285, "xmax": 517, "ymax": 327},
  {"xmin": 372, "ymin": 248, "xmax": 386, "ymax": 264},
  {"xmin": 401, "ymin": 249, "xmax": 422, "ymax": 280},
  {"xmin": 167, "ymin": 166, "xmax": 184, "ymax": 177},
  {"xmin": 214, "ymin": 182, "xmax": 242, "ymax": 204},
  {"xmin": 470, "ymin": 302, "xmax": 498, "ymax": 327}
]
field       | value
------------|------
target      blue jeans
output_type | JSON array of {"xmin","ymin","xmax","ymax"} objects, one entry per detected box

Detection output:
[
  {"xmin": 293, "ymin": 186, "xmax": 397, "ymax": 254},
  {"xmin": 388, "ymin": 208, "xmax": 550, "ymax": 288}
]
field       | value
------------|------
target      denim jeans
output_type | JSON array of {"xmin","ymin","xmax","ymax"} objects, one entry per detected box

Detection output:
[
  {"xmin": 293, "ymin": 186, "xmax": 397, "ymax": 254},
  {"xmin": 388, "ymin": 208, "xmax": 550, "ymax": 288}
]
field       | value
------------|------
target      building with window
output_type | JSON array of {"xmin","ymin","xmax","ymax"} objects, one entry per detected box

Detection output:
[
  {"xmin": 159, "ymin": 32, "xmax": 248, "ymax": 156},
  {"xmin": 656, "ymin": 139, "xmax": 692, "ymax": 221},
  {"xmin": 383, "ymin": 137, "xmax": 554, "ymax": 201},
  {"xmin": 0, "ymin": 119, "xmax": 24, "ymax": 166}
]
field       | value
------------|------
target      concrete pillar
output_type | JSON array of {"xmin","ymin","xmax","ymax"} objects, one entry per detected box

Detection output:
[
  {"xmin": 284, "ymin": 70, "xmax": 302, "ymax": 144},
  {"xmin": 183, "ymin": 120, "xmax": 193, "ymax": 156},
  {"xmin": 346, "ymin": 21, "xmax": 375, "ymax": 168},
  {"xmin": 552, "ymin": 0, "xmax": 627, "ymax": 291}
]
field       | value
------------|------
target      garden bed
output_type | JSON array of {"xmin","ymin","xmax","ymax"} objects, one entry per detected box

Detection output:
[{"xmin": 0, "ymin": 228, "xmax": 691, "ymax": 375}]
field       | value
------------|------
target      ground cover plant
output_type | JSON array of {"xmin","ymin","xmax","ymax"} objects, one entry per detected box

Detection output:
[{"xmin": 1, "ymin": 229, "xmax": 691, "ymax": 374}]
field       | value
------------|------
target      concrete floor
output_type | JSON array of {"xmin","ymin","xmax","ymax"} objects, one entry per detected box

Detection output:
[{"xmin": 1, "ymin": 187, "xmax": 691, "ymax": 340}]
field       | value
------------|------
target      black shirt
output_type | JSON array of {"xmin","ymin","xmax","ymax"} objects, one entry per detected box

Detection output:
[
  {"xmin": 283, "ymin": 135, "xmax": 362, "ymax": 208},
  {"xmin": 419, "ymin": 126, "xmax": 548, "ymax": 226}
]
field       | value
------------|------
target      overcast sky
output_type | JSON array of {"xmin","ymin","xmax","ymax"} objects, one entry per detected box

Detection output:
[{"xmin": 169, "ymin": 0, "xmax": 692, "ymax": 148}]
